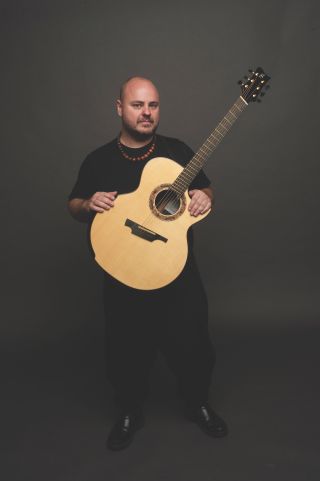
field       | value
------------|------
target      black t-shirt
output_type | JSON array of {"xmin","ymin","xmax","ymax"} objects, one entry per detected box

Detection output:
[
  {"xmin": 69, "ymin": 134, "xmax": 212, "ymax": 299},
  {"xmin": 69, "ymin": 134, "xmax": 211, "ymax": 288},
  {"xmin": 69, "ymin": 134, "xmax": 211, "ymax": 201}
]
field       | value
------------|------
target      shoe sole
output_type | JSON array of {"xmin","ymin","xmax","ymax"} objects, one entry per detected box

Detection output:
[{"xmin": 199, "ymin": 424, "xmax": 228, "ymax": 438}]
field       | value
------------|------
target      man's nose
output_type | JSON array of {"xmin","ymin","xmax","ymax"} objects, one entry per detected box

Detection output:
[{"xmin": 142, "ymin": 105, "xmax": 151, "ymax": 116}]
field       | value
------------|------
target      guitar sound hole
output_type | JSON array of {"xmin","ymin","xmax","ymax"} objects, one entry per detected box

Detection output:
[{"xmin": 155, "ymin": 189, "xmax": 180, "ymax": 216}]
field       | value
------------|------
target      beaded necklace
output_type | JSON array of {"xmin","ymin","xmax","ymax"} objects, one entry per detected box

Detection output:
[{"xmin": 117, "ymin": 136, "xmax": 156, "ymax": 162}]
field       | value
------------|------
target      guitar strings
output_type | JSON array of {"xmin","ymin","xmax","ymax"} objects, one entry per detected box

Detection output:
[
  {"xmin": 138, "ymin": 146, "xmax": 216, "ymax": 230},
  {"xmin": 138, "ymin": 122, "xmax": 233, "ymax": 229},
  {"xmin": 102, "ymin": 97, "xmax": 250, "ymax": 287},
  {"xmin": 137, "ymin": 145, "xmax": 212, "ymax": 231},
  {"xmin": 141, "ymin": 132, "xmax": 226, "ymax": 227},
  {"xmin": 133, "ymin": 96, "xmax": 247, "ymax": 231},
  {"xmin": 143, "ymin": 97, "xmax": 246, "ymax": 227},
  {"xmin": 137, "ymin": 156, "xmax": 205, "ymax": 227}
]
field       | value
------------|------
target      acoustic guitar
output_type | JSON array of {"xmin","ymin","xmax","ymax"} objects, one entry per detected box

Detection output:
[{"xmin": 90, "ymin": 67, "xmax": 270, "ymax": 290}]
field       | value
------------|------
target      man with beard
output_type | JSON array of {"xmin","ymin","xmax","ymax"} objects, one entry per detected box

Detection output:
[{"xmin": 68, "ymin": 76, "xmax": 228, "ymax": 450}]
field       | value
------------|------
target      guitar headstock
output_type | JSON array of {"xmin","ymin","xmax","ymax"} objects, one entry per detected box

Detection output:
[{"xmin": 239, "ymin": 67, "xmax": 271, "ymax": 103}]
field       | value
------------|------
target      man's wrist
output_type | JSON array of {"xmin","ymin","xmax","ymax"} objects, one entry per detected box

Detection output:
[
  {"xmin": 201, "ymin": 187, "xmax": 213, "ymax": 201},
  {"xmin": 82, "ymin": 199, "xmax": 90, "ymax": 214}
]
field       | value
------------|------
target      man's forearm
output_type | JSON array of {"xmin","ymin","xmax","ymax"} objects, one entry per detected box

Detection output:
[
  {"xmin": 203, "ymin": 187, "xmax": 214, "ymax": 212},
  {"xmin": 68, "ymin": 198, "xmax": 92, "ymax": 223},
  {"xmin": 201, "ymin": 187, "xmax": 214, "ymax": 203}
]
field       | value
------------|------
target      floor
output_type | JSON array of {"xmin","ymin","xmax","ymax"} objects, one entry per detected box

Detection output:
[{"xmin": 2, "ymin": 324, "xmax": 320, "ymax": 481}]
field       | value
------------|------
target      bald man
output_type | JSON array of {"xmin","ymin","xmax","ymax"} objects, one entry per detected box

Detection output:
[{"xmin": 68, "ymin": 77, "xmax": 227, "ymax": 450}]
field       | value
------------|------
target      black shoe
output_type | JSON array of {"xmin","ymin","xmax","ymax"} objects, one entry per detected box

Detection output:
[
  {"xmin": 107, "ymin": 412, "xmax": 145, "ymax": 451},
  {"xmin": 187, "ymin": 403, "xmax": 228, "ymax": 438}
]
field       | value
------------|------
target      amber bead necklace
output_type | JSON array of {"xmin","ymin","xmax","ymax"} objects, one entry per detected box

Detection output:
[{"xmin": 117, "ymin": 135, "xmax": 156, "ymax": 162}]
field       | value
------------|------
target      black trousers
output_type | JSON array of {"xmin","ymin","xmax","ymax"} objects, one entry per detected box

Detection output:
[{"xmin": 103, "ymin": 253, "xmax": 215, "ymax": 412}]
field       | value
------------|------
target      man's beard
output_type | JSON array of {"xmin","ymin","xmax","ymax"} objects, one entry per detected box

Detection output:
[{"xmin": 124, "ymin": 121, "xmax": 158, "ymax": 142}]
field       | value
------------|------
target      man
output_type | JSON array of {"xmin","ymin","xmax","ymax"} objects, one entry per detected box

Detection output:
[{"xmin": 68, "ymin": 77, "xmax": 227, "ymax": 450}]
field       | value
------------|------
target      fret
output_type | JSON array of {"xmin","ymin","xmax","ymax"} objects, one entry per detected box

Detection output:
[
  {"xmin": 226, "ymin": 113, "xmax": 235, "ymax": 122},
  {"xmin": 185, "ymin": 165, "xmax": 199, "ymax": 175},
  {"xmin": 170, "ymin": 185, "xmax": 180, "ymax": 194},
  {"xmin": 206, "ymin": 138, "xmax": 215, "ymax": 147},
  {"xmin": 230, "ymin": 107, "xmax": 240, "ymax": 117},
  {"xmin": 186, "ymin": 165, "xmax": 198, "ymax": 174},
  {"xmin": 233, "ymin": 102, "xmax": 242, "ymax": 113},
  {"xmin": 215, "ymin": 127, "xmax": 225, "ymax": 136},
  {"xmin": 210, "ymin": 133, "xmax": 222, "ymax": 142},
  {"xmin": 172, "ymin": 96, "xmax": 248, "ymax": 194},
  {"xmin": 174, "ymin": 177, "xmax": 189, "ymax": 187},
  {"xmin": 213, "ymin": 130, "xmax": 224, "ymax": 139},
  {"xmin": 208, "ymin": 134, "xmax": 220, "ymax": 143},
  {"xmin": 182, "ymin": 172, "xmax": 194, "ymax": 182},
  {"xmin": 222, "ymin": 117, "xmax": 232, "ymax": 126}
]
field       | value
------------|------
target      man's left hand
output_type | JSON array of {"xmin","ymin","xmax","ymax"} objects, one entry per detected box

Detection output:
[{"xmin": 188, "ymin": 189, "xmax": 212, "ymax": 217}]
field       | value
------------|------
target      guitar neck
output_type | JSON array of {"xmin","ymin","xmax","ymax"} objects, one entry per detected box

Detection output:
[{"xmin": 172, "ymin": 95, "xmax": 248, "ymax": 195}]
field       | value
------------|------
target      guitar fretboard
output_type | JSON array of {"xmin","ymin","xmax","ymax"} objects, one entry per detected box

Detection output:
[{"xmin": 171, "ymin": 96, "xmax": 248, "ymax": 196}]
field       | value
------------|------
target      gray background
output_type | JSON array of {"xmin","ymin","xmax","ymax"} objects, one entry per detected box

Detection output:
[
  {"xmin": 1, "ymin": 1, "xmax": 320, "ymax": 480},
  {"xmin": 1, "ymin": 0, "xmax": 319, "ymax": 343}
]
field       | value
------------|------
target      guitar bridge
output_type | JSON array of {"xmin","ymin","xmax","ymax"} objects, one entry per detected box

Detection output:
[{"xmin": 125, "ymin": 218, "xmax": 167, "ymax": 243}]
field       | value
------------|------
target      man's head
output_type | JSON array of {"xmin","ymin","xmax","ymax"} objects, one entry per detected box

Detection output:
[{"xmin": 117, "ymin": 76, "xmax": 160, "ymax": 141}]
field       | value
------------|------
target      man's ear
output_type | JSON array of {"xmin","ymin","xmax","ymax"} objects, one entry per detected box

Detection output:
[{"xmin": 116, "ymin": 99, "xmax": 122, "ymax": 117}]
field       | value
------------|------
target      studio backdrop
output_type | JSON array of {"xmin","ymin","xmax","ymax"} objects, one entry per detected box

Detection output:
[{"xmin": 1, "ymin": 0, "xmax": 319, "ymax": 348}]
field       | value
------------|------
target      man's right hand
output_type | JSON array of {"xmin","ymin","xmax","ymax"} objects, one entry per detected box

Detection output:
[
  {"xmin": 85, "ymin": 191, "xmax": 118, "ymax": 213},
  {"xmin": 68, "ymin": 191, "xmax": 118, "ymax": 223}
]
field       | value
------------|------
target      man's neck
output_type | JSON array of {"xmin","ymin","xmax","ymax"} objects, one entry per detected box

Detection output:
[{"xmin": 119, "ymin": 130, "xmax": 154, "ymax": 148}]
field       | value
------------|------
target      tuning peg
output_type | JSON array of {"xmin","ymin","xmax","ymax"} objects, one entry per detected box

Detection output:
[
  {"xmin": 237, "ymin": 80, "xmax": 243, "ymax": 85},
  {"xmin": 260, "ymin": 92, "xmax": 265, "ymax": 97},
  {"xmin": 257, "ymin": 99, "xmax": 262, "ymax": 103},
  {"xmin": 243, "ymin": 75, "xmax": 248, "ymax": 80}
]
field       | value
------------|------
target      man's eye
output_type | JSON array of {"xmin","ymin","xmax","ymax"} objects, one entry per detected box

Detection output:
[{"xmin": 133, "ymin": 104, "xmax": 142, "ymax": 109}]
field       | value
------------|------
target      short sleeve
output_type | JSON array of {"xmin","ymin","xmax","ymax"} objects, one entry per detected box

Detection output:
[{"xmin": 68, "ymin": 154, "xmax": 96, "ymax": 200}]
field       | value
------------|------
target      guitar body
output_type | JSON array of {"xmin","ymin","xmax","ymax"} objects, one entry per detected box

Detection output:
[{"xmin": 90, "ymin": 157, "xmax": 210, "ymax": 290}]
